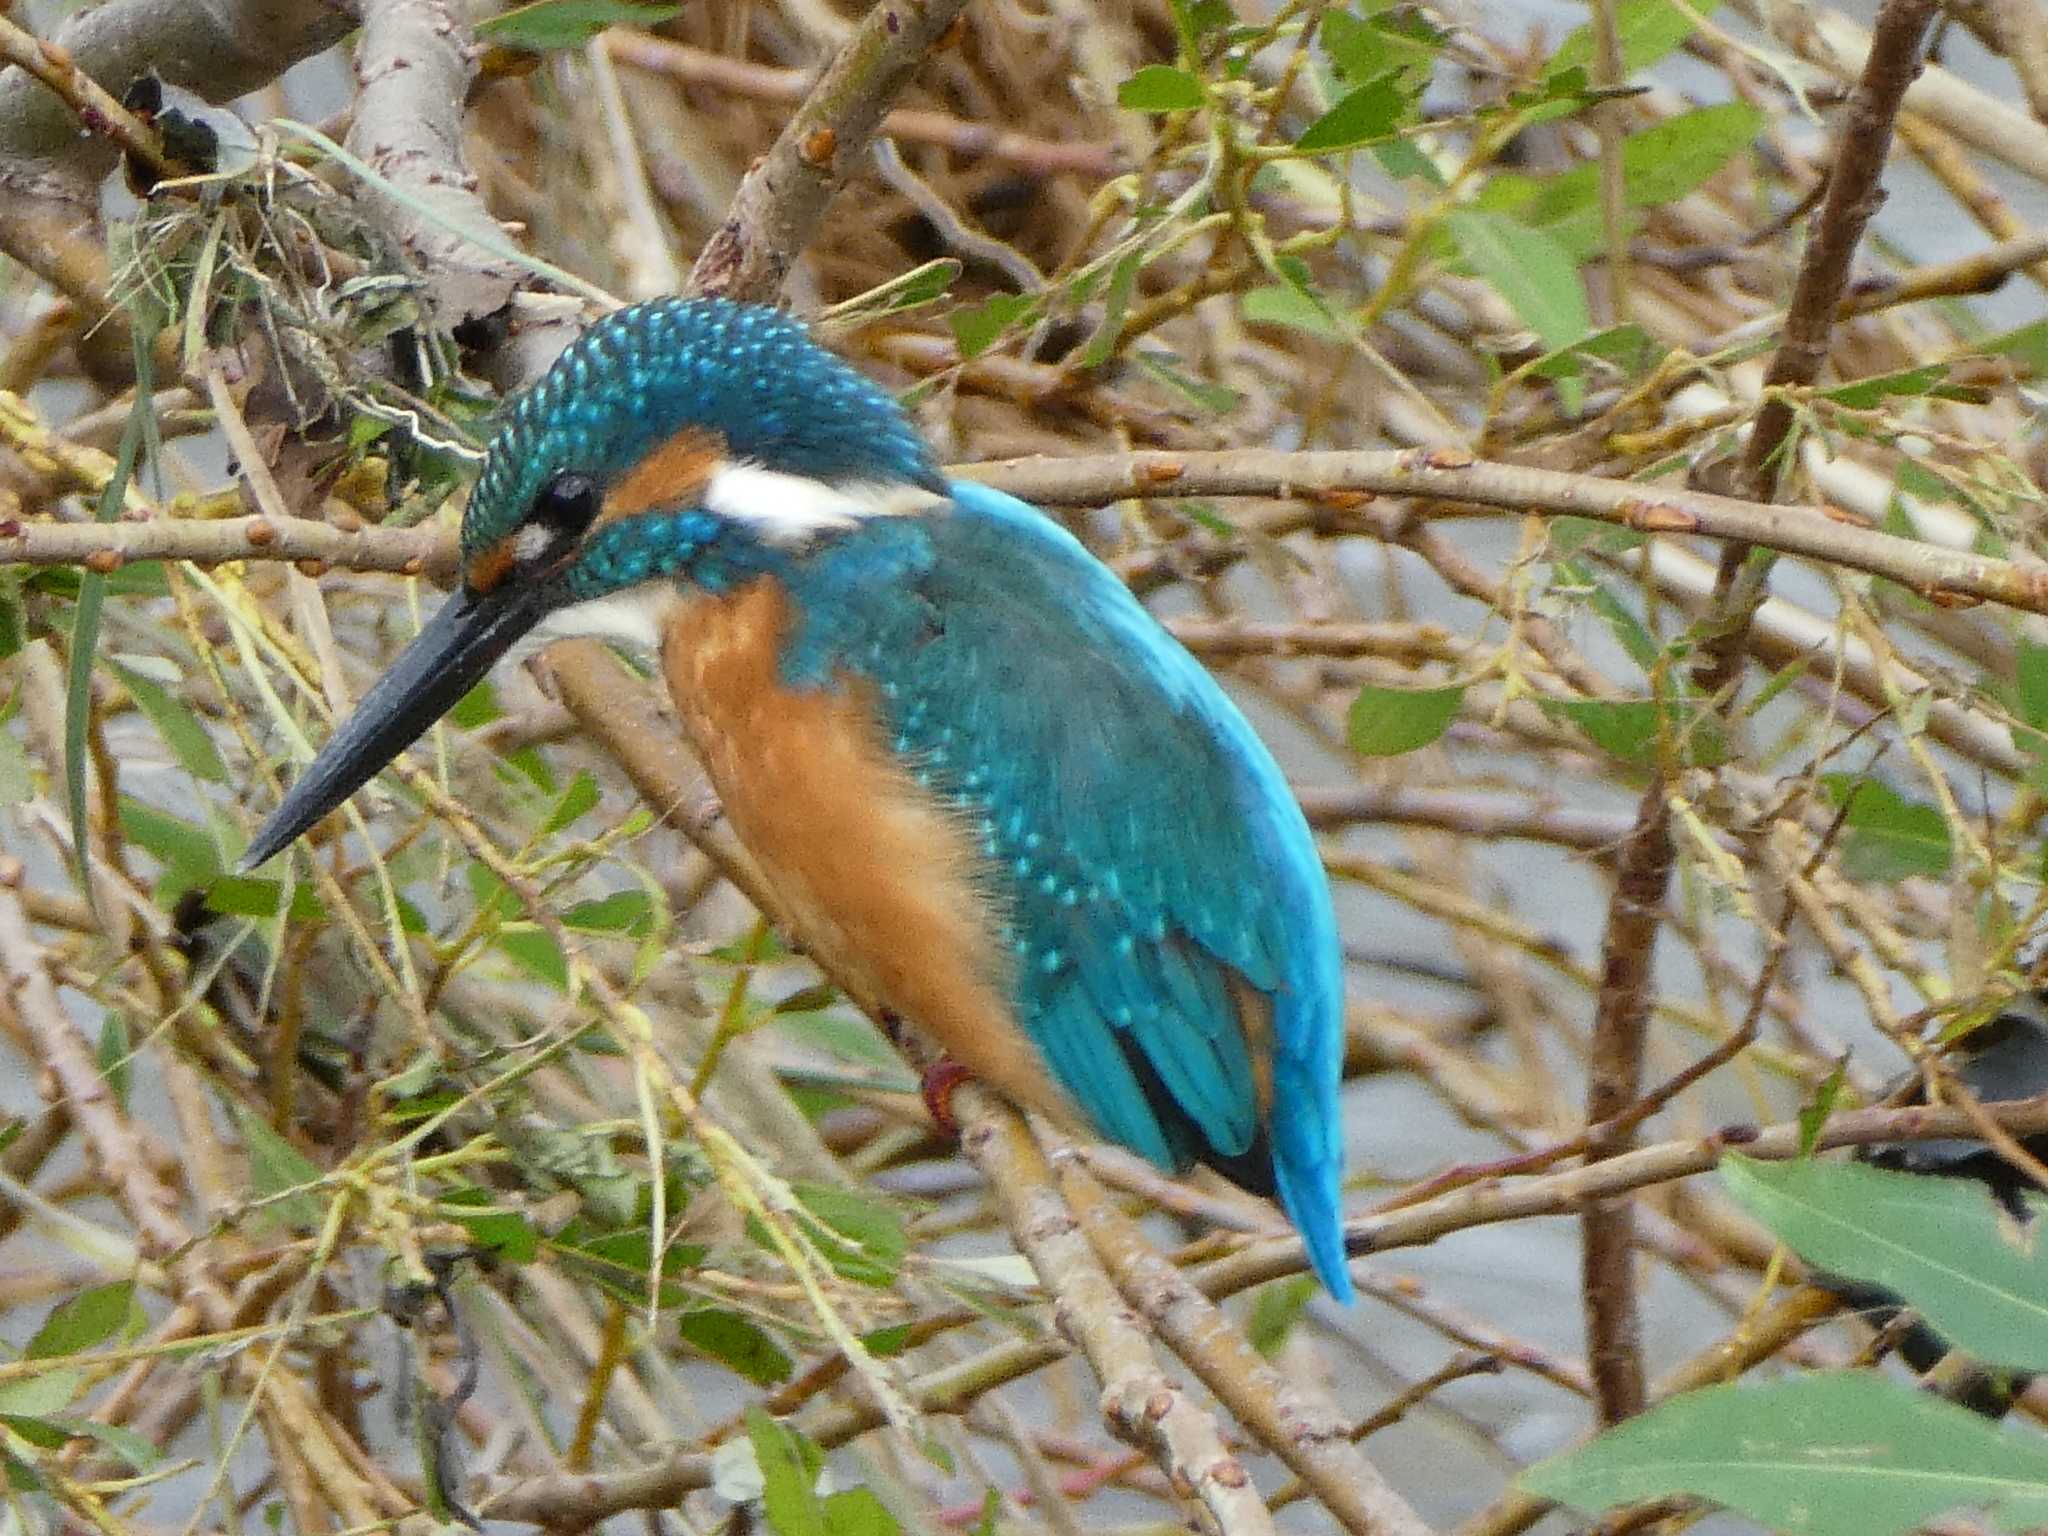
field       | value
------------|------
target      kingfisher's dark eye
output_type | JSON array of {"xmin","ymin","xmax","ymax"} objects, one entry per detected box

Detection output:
[{"xmin": 535, "ymin": 471, "xmax": 601, "ymax": 535}]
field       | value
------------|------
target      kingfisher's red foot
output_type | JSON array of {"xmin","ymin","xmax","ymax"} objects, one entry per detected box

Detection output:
[{"xmin": 922, "ymin": 1057, "xmax": 975, "ymax": 1140}]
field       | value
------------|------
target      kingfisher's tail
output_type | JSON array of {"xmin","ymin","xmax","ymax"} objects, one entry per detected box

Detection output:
[{"xmin": 1269, "ymin": 994, "xmax": 1356, "ymax": 1303}]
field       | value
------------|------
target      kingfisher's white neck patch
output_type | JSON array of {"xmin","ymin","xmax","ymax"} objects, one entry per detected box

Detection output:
[
  {"xmin": 510, "ymin": 582, "xmax": 685, "ymax": 666},
  {"xmin": 703, "ymin": 462, "xmax": 944, "ymax": 545}
]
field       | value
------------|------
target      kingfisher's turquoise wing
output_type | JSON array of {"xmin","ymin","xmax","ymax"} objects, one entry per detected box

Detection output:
[{"xmin": 786, "ymin": 482, "xmax": 1352, "ymax": 1298}]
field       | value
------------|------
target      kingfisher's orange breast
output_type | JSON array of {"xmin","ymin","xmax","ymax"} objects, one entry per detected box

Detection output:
[{"xmin": 658, "ymin": 578, "xmax": 1068, "ymax": 1119}]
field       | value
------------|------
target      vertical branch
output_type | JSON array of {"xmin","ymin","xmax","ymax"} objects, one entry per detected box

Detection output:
[
  {"xmin": 1693, "ymin": 0, "xmax": 1940, "ymax": 697},
  {"xmin": 1578, "ymin": 0, "xmax": 1937, "ymax": 1428},
  {"xmin": 1577, "ymin": 781, "xmax": 1671, "ymax": 1424}
]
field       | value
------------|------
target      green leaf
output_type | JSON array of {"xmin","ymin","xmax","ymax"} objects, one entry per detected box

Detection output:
[
  {"xmin": 792, "ymin": 1182, "xmax": 907, "ymax": 1287},
  {"xmin": 562, "ymin": 890, "xmax": 654, "ymax": 936},
  {"xmin": 1167, "ymin": 0, "xmax": 1232, "ymax": 49},
  {"xmin": 1294, "ymin": 74, "xmax": 1408, "ymax": 152},
  {"xmin": 1347, "ymin": 683, "xmax": 1464, "ymax": 757},
  {"xmin": 497, "ymin": 925, "xmax": 569, "ymax": 990},
  {"xmin": 1446, "ymin": 210, "xmax": 1588, "ymax": 350},
  {"xmin": 0, "ymin": 577, "xmax": 22, "ymax": 663},
  {"xmin": 440, "ymin": 1189, "xmax": 540, "ymax": 1263},
  {"xmin": 1613, "ymin": 102, "xmax": 1765, "ymax": 210},
  {"xmin": 1078, "ymin": 250, "xmax": 1144, "ymax": 368},
  {"xmin": 555, "ymin": 1225, "xmax": 702, "ymax": 1307},
  {"xmin": 118, "ymin": 796, "xmax": 221, "ymax": 900},
  {"xmin": 1546, "ymin": 696, "xmax": 1726, "ymax": 768},
  {"xmin": 0, "ymin": 727, "xmax": 29, "ymax": 806},
  {"xmin": 1133, "ymin": 352, "xmax": 1241, "ymax": 413},
  {"xmin": 1554, "ymin": 559, "xmax": 1659, "ymax": 670},
  {"xmin": 1548, "ymin": 0, "xmax": 1715, "ymax": 80},
  {"xmin": 0, "ymin": 1370, "xmax": 82, "ymax": 1418},
  {"xmin": 747, "ymin": 1409, "xmax": 827, "ymax": 1536},
  {"xmin": 1820, "ymin": 776, "xmax": 1952, "ymax": 882},
  {"xmin": 1723, "ymin": 1155, "xmax": 2048, "ymax": 1370},
  {"xmin": 2019, "ymin": 641, "xmax": 2048, "ymax": 731},
  {"xmin": 234, "ymin": 1105, "xmax": 325, "ymax": 1231},
  {"xmin": 820, "ymin": 1488, "xmax": 899, "ymax": 1536},
  {"xmin": 108, "ymin": 661, "xmax": 226, "ymax": 783},
  {"xmin": 949, "ymin": 294, "xmax": 1038, "ymax": 360},
  {"xmin": 861, "ymin": 1323, "xmax": 915, "ymax": 1357},
  {"xmin": 1522, "ymin": 1370, "xmax": 2048, "ymax": 1536},
  {"xmin": 1523, "ymin": 322, "xmax": 1664, "ymax": 385},
  {"xmin": 541, "ymin": 771, "xmax": 601, "ymax": 836},
  {"xmin": 1986, "ymin": 317, "xmax": 2048, "ymax": 378},
  {"xmin": 28, "ymin": 1282, "xmax": 136, "ymax": 1359},
  {"xmin": 1321, "ymin": 7, "xmax": 1444, "ymax": 83},
  {"xmin": 1479, "ymin": 103, "xmax": 1763, "ymax": 258},
  {"xmin": 202, "ymin": 874, "xmax": 323, "ymax": 923},
  {"xmin": 1247, "ymin": 1275, "xmax": 1318, "ymax": 1356},
  {"xmin": 1117, "ymin": 65, "xmax": 1204, "ymax": 112},
  {"xmin": 476, "ymin": 0, "xmax": 683, "ymax": 50},
  {"xmin": 679, "ymin": 1309, "xmax": 795, "ymax": 1386},
  {"xmin": 448, "ymin": 681, "xmax": 499, "ymax": 730},
  {"xmin": 0, "ymin": 1413, "xmax": 74, "ymax": 1448},
  {"xmin": 96, "ymin": 1015, "xmax": 132, "ymax": 1110},
  {"xmin": 61, "ymin": 1418, "xmax": 159, "ymax": 1472},
  {"xmin": 1241, "ymin": 283, "xmax": 1345, "ymax": 339},
  {"xmin": 1824, "ymin": 364, "xmax": 1958, "ymax": 409},
  {"xmin": 1796, "ymin": 1059, "xmax": 1847, "ymax": 1155}
]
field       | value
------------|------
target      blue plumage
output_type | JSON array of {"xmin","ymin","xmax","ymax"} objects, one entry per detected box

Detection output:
[{"xmin": 775, "ymin": 483, "xmax": 1353, "ymax": 1299}]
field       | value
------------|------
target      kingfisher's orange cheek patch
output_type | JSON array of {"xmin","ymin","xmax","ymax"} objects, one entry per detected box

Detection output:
[
  {"xmin": 602, "ymin": 426, "xmax": 725, "ymax": 524},
  {"xmin": 467, "ymin": 536, "xmax": 519, "ymax": 595}
]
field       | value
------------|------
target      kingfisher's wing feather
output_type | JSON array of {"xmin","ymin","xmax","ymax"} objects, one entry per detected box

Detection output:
[{"xmin": 841, "ymin": 485, "xmax": 1346, "ymax": 1287}]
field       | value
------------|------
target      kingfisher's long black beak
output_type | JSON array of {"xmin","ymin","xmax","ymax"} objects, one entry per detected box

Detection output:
[{"xmin": 242, "ymin": 580, "xmax": 553, "ymax": 869}]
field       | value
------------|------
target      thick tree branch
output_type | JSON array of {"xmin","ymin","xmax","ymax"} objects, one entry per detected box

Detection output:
[{"xmin": 345, "ymin": 0, "xmax": 520, "ymax": 328}]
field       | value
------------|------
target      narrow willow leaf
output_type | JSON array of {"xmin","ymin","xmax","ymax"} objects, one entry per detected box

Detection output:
[
  {"xmin": 96, "ymin": 1015, "xmax": 132, "ymax": 1109},
  {"xmin": 1722, "ymin": 1155, "xmax": 2048, "ymax": 1370},
  {"xmin": 477, "ymin": 0, "xmax": 682, "ymax": 50},
  {"xmin": 949, "ymin": 293, "xmax": 1038, "ymax": 359},
  {"xmin": 109, "ymin": 660, "xmax": 227, "ymax": 783},
  {"xmin": 66, "ymin": 378, "xmax": 150, "ymax": 898},
  {"xmin": 1446, "ymin": 209, "xmax": 1588, "ymax": 350},
  {"xmin": 1523, "ymin": 1370, "xmax": 2048, "ymax": 1536},
  {"xmin": 1348, "ymin": 683, "xmax": 1465, "ymax": 757}
]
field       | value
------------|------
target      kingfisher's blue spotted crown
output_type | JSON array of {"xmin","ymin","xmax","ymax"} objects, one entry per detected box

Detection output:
[{"xmin": 461, "ymin": 297, "xmax": 944, "ymax": 561}]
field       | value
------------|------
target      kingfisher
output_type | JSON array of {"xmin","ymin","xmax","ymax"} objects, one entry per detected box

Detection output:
[{"xmin": 243, "ymin": 298, "xmax": 1354, "ymax": 1299}]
